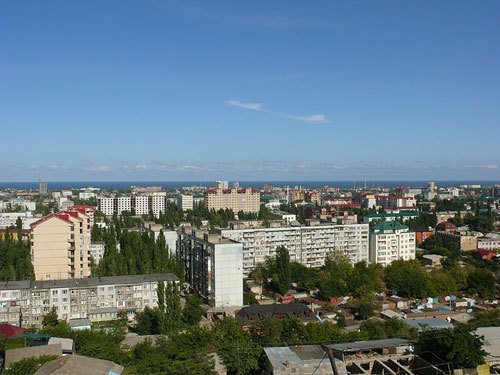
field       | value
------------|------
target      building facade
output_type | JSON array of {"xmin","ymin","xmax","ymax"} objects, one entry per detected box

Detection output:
[
  {"xmin": 204, "ymin": 187, "xmax": 260, "ymax": 213},
  {"xmin": 369, "ymin": 221, "xmax": 416, "ymax": 266},
  {"xmin": 219, "ymin": 223, "xmax": 369, "ymax": 275},
  {"xmin": 30, "ymin": 206, "xmax": 94, "ymax": 280},
  {"xmin": 177, "ymin": 194, "xmax": 194, "ymax": 211},
  {"xmin": 180, "ymin": 230, "xmax": 243, "ymax": 307},
  {"xmin": 0, "ymin": 274, "xmax": 178, "ymax": 328}
]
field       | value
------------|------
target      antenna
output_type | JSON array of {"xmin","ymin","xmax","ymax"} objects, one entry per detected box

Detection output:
[
  {"xmin": 353, "ymin": 177, "xmax": 356, "ymax": 190},
  {"xmin": 364, "ymin": 176, "xmax": 367, "ymax": 190}
]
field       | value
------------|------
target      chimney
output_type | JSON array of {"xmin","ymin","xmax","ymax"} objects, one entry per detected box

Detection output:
[{"xmin": 286, "ymin": 359, "xmax": 290, "ymax": 368}]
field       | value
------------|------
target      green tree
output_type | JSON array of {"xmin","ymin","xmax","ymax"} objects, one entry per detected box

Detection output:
[
  {"xmin": 419, "ymin": 325, "xmax": 486, "ymax": 368},
  {"xmin": 466, "ymin": 268, "xmax": 496, "ymax": 297},
  {"xmin": 42, "ymin": 306, "xmax": 59, "ymax": 328},
  {"xmin": 182, "ymin": 295, "xmax": 205, "ymax": 326},
  {"xmin": 384, "ymin": 260, "xmax": 435, "ymax": 298},
  {"xmin": 5, "ymin": 355, "xmax": 57, "ymax": 375},
  {"xmin": 275, "ymin": 246, "xmax": 291, "ymax": 295}
]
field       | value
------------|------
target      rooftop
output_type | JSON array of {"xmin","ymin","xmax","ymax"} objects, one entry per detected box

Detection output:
[
  {"xmin": 264, "ymin": 345, "xmax": 330, "ymax": 369},
  {"xmin": 327, "ymin": 338, "xmax": 413, "ymax": 352},
  {"xmin": 371, "ymin": 221, "xmax": 408, "ymax": 232}
]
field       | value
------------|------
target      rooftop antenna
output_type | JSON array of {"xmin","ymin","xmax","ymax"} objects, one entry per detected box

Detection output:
[
  {"xmin": 364, "ymin": 176, "xmax": 367, "ymax": 190},
  {"xmin": 353, "ymin": 177, "xmax": 356, "ymax": 190}
]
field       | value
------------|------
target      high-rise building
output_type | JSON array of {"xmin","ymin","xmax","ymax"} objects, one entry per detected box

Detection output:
[
  {"xmin": 369, "ymin": 221, "xmax": 416, "ymax": 266},
  {"xmin": 180, "ymin": 230, "xmax": 243, "ymax": 307},
  {"xmin": 30, "ymin": 206, "xmax": 94, "ymax": 280},
  {"xmin": 177, "ymin": 194, "xmax": 193, "ymax": 211},
  {"xmin": 204, "ymin": 187, "xmax": 260, "ymax": 213},
  {"xmin": 219, "ymin": 223, "xmax": 369, "ymax": 275},
  {"xmin": 215, "ymin": 181, "xmax": 229, "ymax": 189},
  {"xmin": 39, "ymin": 181, "xmax": 48, "ymax": 195}
]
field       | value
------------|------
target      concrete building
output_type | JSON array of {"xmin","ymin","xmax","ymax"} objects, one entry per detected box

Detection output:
[
  {"xmin": 436, "ymin": 230, "xmax": 478, "ymax": 251},
  {"xmin": 264, "ymin": 345, "xmax": 332, "ymax": 374},
  {"xmin": 88, "ymin": 241, "xmax": 105, "ymax": 264},
  {"xmin": 134, "ymin": 195, "xmax": 150, "ymax": 215},
  {"xmin": 180, "ymin": 230, "xmax": 243, "ymax": 307},
  {"xmin": 30, "ymin": 206, "xmax": 94, "ymax": 280},
  {"xmin": 177, "ymin": 194, "xmax": 194, "ymax": 211},
  {"xmin": 369, "ymin": 221, "xmax": 416, "ymax": 266},
  {"xmin": 215, "ymin": 181, "xmax": 229, "ymax": 189},
  {"xmin": 219, "ymin": 223, "xmax": 369, "ymax": 275},
  {"xmin": 151, "ymin": 192, "xmax": 167, "ymax": 217},
  {"xmin": 204, "ymin": 187, "xmax": 260, "ymax": 213},
  {"xmin": 0, "ymin": 273, "xmax": 178, "ymax": 328},
  {"xmin": 363, "ymin": 212, "xmax": 418, "ymax": 223},
  {"xmin": 39, "ymin": 181, "xmax": 48, "ymax": 195}
]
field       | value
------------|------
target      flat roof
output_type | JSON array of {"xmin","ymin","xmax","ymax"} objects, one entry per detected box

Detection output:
[
  {"xmin": 0, "ymin": 274, "xmax": 179, "ymax": 291},
  {"xmin": 327, "ymin": 338, "xmax": 413, "ymax": 352},
  {"xmin": 264, "ymin": 345, "xmax": 328, "ymax": 369}
]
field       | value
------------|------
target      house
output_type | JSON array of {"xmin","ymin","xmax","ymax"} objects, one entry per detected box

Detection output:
[
  {"xmin": 68, "ymin": 318, "xmax": 91, "ymax": 330},
  {"xmin": 264, "ymin": 345, "xmax": 333, "ymax": 375},
  {"xmin": 475, "ymin": 249, "xmax": 496, "ymax": 260},
  {"xmin": 0, "ymin": 323, "xmax": 27, "ymax": 338},
  {"xmin": 404, "ymin": 318, "xmax": 453, "ymax": 331},
  {"xmin": 404, "ymin": 310, "xmax": 460, "ymax": 321},
  {"xmin": 48, "ymin": 337, "xmax": 74, "ymax": 355},
  {"xmin": 34, "ymin": 354, "xmax": 124, "ymax": 375},
  {"xmin": 476, "ymin": 327, "xmax": 500, "ymax": 366},
  {"xmin": 5, "ymin": 344, "xmax": 62, "ymax": 368},
  {"xmin": 410, "ymin": 226, "xmax": 433, "ymax": 245},
  {"xmin": 435, "ymin": 222, "xmax": 457, "ymax": 233},
  {"xmin": 236, "ymin": 303, "xmax": 319, "ymax": 325},
  {"xmin": 421, "ymin": 254, "xmax": 443, "ymax": 267}
]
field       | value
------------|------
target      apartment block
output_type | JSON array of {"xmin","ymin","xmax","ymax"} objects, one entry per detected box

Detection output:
[
  {"xmin": 30, "ymin": 206, "xmax": 94, "ymax": 281},
  {"xmin": 98, "ymin": 195, "xmax": 168, "ymax": 217},
  {"xmin": 369, "ymin": 221, "xmax": 416, "ymax": 266},
  {"xmin": 180, "ymin": 229, "xmax": 243, "ymax": 307},
  {"xmin": 0, "ymin": 274, "xmax": 178, "ymax": 328},
  {"xmin": 204, "ymin": 187, "xmax": 260, "ymax": 213},
  {"xmin": 219, "ymin": 223, "xmax": 369, "ymax": 275},
  {"xmin": 177, "ymin": 194, "xmax": 194, "ymax": 211}
]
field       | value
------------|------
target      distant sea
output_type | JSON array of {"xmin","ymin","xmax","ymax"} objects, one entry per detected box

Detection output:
[{"xmin": 0, "ymin": 180, "xmax": 498, "ymax": 190}]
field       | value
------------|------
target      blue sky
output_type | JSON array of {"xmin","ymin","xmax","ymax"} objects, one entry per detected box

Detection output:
[{"xmin": 1, "ymin": 0, "xmax": 499, "ymax": 181}]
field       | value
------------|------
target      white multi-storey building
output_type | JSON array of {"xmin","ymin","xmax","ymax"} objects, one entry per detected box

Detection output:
[
  {"xmin": 180, "ymin": 230, "xmax": 243, "ymax": 307},
  {"xmin": 117, "ymin": 196, "xmax": 132, "ymax": 214},
  {"xmin": 0, "ymin": 274, "xmax": 178, "ymax": 328},
  {"xmin": 177, "ymin": 194, "xmax": 194, "ymax": 211},
  {"xmin": 151, "ymin": 193, "xmax": 167, "ymax": 217},
  {"xmin": 219, "ymin": 223, "xmax": 369, "ymax": 275},
  {"xmin": 369, "ymin": 221, "xmax": 416, "ymax": 266},
  {"xmin": 215, "ymin": 181, "xmax": 229, "ymax": 189},
  {"xmin": 97, "ymin": 197, "xmax": 115, "ymax": 216},
  {"xmin": 204, "ymin": 187, "xmax": 260, "ymax": 213},
  {"xmin": 134, "ymin": 195, "xmax": 150, "ymax": 215}
]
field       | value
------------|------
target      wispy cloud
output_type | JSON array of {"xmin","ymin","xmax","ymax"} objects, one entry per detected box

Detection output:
[
  {"xmin": 85, "ymin": 166, "xmax": 111, "ymax": 172},
  {"xmin": 228, "ymin": 99, "xmax": 329, "ymax": 123},
  {"xmin": 281, "ymin": 113, "xmax": 329, "ymax": 123},
  {"xmin": 227, "ymin": 100, "xmax": 265, "ymax": 112}
]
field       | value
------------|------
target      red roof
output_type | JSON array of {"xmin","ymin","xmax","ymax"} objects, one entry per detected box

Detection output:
[
  {"xmin": 0, "ymin": 324, "xmax": 27, "ymax": 338},
  {"xmin": 69, "ymin": 204, "xmax": 94, "ymax": 210},
  {"xmin": 477, "ymin": 249, "xmax": 494, "ymax": 256},
  {"xmin": 30, "ymin": 211, "xmax": 79, "ymax": 227}
]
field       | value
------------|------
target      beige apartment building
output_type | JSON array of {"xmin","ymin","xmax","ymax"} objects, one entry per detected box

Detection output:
[
  {"xmin": 30, "ymin": 206, "xmax": 94, "ymax": 281},
  {"xmin": 204, "ymin": 187, "xmax": 260, "ymax": 213}
]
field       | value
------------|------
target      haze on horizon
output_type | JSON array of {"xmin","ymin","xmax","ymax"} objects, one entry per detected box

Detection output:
[{"xmin": 2, "ymin": 1, "xmax": 499, "ymax": 182}]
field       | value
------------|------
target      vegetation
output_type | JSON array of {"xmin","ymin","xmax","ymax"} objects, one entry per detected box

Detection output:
[
  {"xmin": 5, "ymin": 355, "xmax": 58, "ymax": 375},
  {"xmin": 0, "ymin": 228, "xmax": 34, "ymax": 281}
]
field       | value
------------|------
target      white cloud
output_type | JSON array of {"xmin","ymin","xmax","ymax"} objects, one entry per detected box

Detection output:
[
  {"xmin": 281, "ymin": 113, "xmax": 329, "ymax": 123},
  {"xmin": 228, "ymin": 99, "xmax": 329, "ymax": 123},
  {"xmin": 227, "ymin": 100, "xmax": 265, "ymax": 111},
  {"xmin": 486, "ymin": 164, "xmax": 498, "ymax": 169},
  {"xmin": 85, "ymin": 166, "xmax": 111, "ymax": 172}
]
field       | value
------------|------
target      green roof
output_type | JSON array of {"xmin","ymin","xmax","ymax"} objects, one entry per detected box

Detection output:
[
  {"xmin": 365, "ymin": 212, "xmax": 417, "ymax": 218},
  {"xmin": 372, "ymin": 220, "xmax": 409, "ymax": 231}
]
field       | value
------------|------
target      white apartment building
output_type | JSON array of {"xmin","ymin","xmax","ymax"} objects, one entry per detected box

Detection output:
[
  {"xmin": 219, "ymin": 223, "xmax": 369, "ymax": 275},
  {"xmin": 204, "ymin": 187, "xmax": 260, "ymax": 213},
  {"xmin": 88, "ymin": 241, "xmax": 105, "ymax": 264},
  {"xmin": 98, "ymin": 195, "xmax": 169, "ymax": 216},
  {"xmin": 0, "ymin": 274, "xmax": 178, "ymax": 328},
  {"xmin": 369, "ymin": 221, "xmax": 416, "ymax": 266},
  {"xmin": 177, "ymin": 194, "xmax": 194, "ymax": 211},
  {"xmin": 215, "ymin": 181, "xmax": 229, "ymax": 189},
  {"xmin": 180, "ymin": 230, "xmax": 243, "ymax": 307},
  {"xmin": 117, "ymin": 196, "xmax": 132, "ymax": 214},
  {"xmin": 151, "ymin": 193, "xmax": 167, "ymax": 217},
  {"xmin": 134, "ymin": 195, "xmax": 150, "ymax": 215}
]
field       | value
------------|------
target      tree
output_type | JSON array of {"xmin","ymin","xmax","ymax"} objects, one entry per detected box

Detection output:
[
  {"xmin": 6, "ymin": 355, "xmax": 57, "ymax": 375},
  {"xmin": 164, "ymin": 281, "xmax": 182, "ymax": 333},
  {"xmin": 42, "ymin": 306, "xmax": 59, "ymax": 328},
  {"xmin": 275, "ymin": 246, "xmax": 291, "ymax": 295},
  {"xmin": 355, "ymin": 301, "xmax": 374, "ymax": 320},
  {"xmin": 182, "ymin": 295, "xmax": 204, "ymax": 326},
  {"xmin": 466, "ymin": 269, "xmax": 496, "ymax": 297},
  {"xmin": 384, "ymin": 260, "xmax": 435, "ymax": 298},
  {"xmin": 213, "ymin": 317, "xmax": 261, "ymax": 375},
  {"xmin": 419, "ymin": 325, "xmax": 486, "ymax": 368}
]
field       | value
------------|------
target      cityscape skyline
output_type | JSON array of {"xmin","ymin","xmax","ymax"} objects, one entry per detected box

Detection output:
[{"xmin": 3, "ymin": 1, "xmax": 500, "ymax": 180}]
